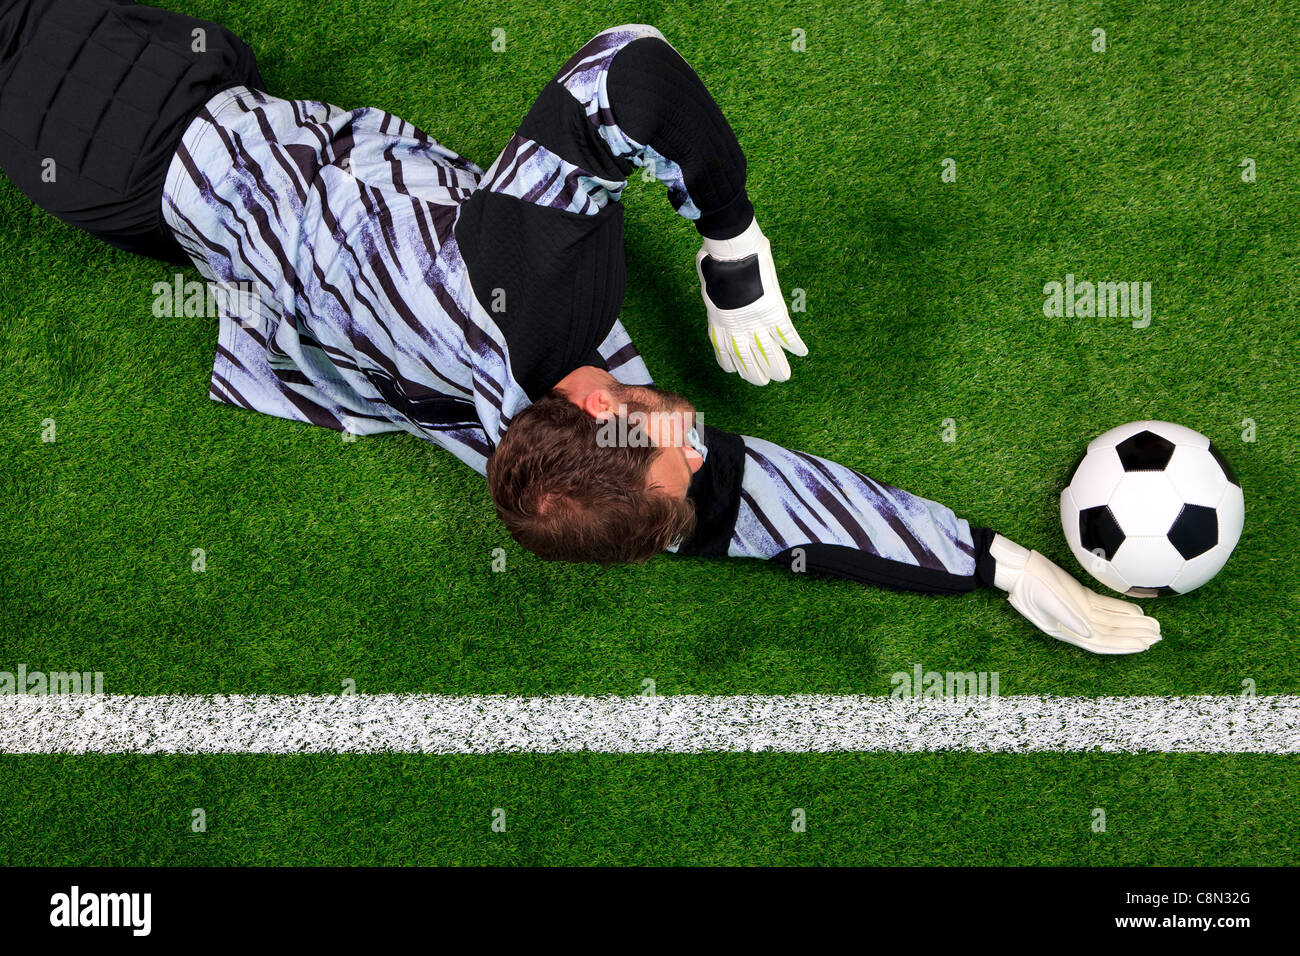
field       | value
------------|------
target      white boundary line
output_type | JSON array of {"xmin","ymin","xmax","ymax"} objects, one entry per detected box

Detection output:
[{"xmin": 0, "ymin": 694, "xmax": 1297, "ymax": 754}]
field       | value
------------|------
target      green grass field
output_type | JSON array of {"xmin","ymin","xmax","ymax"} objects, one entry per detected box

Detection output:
[{"xmin": 1, "ymin": 0, "xmax": 1297, "ymax": 865}]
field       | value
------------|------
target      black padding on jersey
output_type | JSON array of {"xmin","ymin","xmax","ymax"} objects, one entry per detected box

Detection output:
[
  {"xmin": 675, "ymin": 425, "xmax": 746, "ymax": 558},
  {"xmin": 517, "ymin": 77, "xmax": 633, "ymax": 182},
  {"xmin": 454, "ymin": 189, "xmax": 622, "ymax": 402},
  {"xmin": 701, "ymin": 253, "xmax": 763, "ymax": 310},
  {"xmin": 769, "ymin": 543, "xmax": 980, "ymax": 595}
]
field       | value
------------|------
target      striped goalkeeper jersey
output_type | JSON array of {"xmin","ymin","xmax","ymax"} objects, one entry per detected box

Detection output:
[
  {"xmin": 163, "ymin": 82, "xmax": 638, "ymax": 475},
  {"xmin": 161, "ymin": 27, "xmax": 990, "ymax": 593}
]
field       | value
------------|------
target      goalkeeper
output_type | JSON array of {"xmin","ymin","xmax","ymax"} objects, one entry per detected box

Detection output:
[{"xmin": 0, "ymin": 2, "xmax": 1160, "ymax": 654}]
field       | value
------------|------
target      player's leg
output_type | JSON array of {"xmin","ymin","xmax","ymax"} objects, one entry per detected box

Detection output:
[{"xmin": 0, "ymin": 0, "xmax": 263, "ymax": 263}]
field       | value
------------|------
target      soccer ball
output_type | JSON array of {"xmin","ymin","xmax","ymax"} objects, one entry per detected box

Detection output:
[{"xmin": 1060, "ymin": 421, "xmax": 1244, "ymax": 596}]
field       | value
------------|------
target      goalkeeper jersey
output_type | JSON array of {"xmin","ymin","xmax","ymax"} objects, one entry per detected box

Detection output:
[{"xmin": 161, "ymin": 25, "xmax": 993, "ymax": 593}]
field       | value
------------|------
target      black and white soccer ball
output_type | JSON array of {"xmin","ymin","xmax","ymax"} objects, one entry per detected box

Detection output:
[{"xmin": 1060, "ymin": 421, "xmax": 1244, "ymax": 596}]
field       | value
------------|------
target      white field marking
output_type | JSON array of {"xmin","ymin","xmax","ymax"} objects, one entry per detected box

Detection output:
[{"xmin": 0, "ymin": 695, "xmax": 1297, "ymax": 754}]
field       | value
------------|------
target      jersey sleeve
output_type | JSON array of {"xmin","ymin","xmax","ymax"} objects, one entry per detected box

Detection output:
[
  {"xmin": 669, "ymin": 426, "xmax": 998, "ymax": 595},
  {"xmin": 484, "ymin": 24, "xmax": 754, "ymax": 237},
  {"xmin": 453, "ymin": 24, "xmax": 757, "ymax": 402}
]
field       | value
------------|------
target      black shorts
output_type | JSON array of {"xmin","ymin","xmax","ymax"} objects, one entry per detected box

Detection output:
[{"xmin": 0, "ymin": 0, "xmax": 264, "ymax": 263}]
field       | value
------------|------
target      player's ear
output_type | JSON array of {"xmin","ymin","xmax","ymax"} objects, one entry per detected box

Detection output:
[{"xmin": 582, "ymin": 387, "xmax": 620, "ymax": 420}]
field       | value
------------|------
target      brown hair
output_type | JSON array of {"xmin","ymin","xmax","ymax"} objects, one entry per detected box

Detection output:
[{"xmin": 486, "ymin": 390, "xmax": 697, "ymax": 565}]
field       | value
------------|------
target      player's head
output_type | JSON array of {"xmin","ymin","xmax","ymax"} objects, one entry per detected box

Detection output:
[{"xmin": 486, "ymin": 366, "xmax": 705, "ymax": 565}]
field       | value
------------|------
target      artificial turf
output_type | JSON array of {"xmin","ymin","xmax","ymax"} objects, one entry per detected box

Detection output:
[{"xmin": 0, "ymin": 0, "xmax": 1297, "ymax": 865}]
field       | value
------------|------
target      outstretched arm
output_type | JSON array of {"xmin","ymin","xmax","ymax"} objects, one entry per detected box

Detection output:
[{"xmin": 670, "ymin": 425, "xmax": 1161, "ymax": 654}]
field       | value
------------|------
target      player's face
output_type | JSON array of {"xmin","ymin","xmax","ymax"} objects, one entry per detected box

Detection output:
[
  {"xmin": 555, "ymin": 366, "xmax": 705, "ymax": 500},
  {"xmin": 612, "ymin": 384, "xmax": 704, "ymax": 500}
]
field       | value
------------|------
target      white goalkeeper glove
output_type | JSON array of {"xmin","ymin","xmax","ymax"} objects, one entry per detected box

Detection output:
[
  {"xmin": 696, "ymin": 217, "xmax": 808, "ymax": 385},
  {"xmin": 989, "ymin": 534, "xmax": 1162, "ymax": 655}
]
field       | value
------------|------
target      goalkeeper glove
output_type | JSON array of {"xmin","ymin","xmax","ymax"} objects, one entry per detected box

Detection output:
[
  {"xmin": 989, "ymin": 533, "xmax": 1162, "ymax": 655},
  {"xmin": 696, "ymin": 217, "xmax": 808, "ymax": 385}
]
